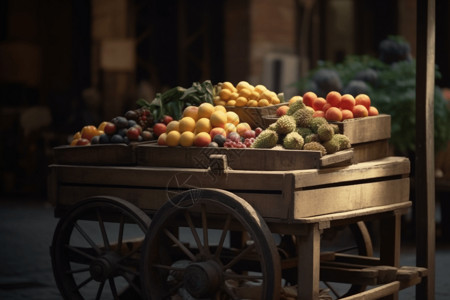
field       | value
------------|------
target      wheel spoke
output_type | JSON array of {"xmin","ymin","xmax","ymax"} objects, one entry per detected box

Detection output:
[
  {"xmin": 117, "ymin": 214, "xmax": 124, "ymax": 254},
  {"xmin": 152, "ymin": 263, "xmax": 186, "ymax": 272},
  {"xmin": 224, "ymin": 273, "xmax": 263, "ymax": 281},
  {"xmin": 74, "ymin": 222, "xmax": 102, "ymax": 255},
  {"xmin": 66, "ymin": 244, "xmax": 96, "ymax": 262},
  {"xmin": 118, "ymin": 244, "xmax": 142, "ymax": 263},
  {"xmin": 76, "ymin": 276, "xmax": 93, "ymax": 290},
  {"xmin": 163, "ymin": 228, "xmax": 196, "ymax": 261},
  {"xmin": 109, "ymin": 278, "xmax": 119, "ymax": 299},
  {"xmin": 97, "ymin": 209, "xmax": 110, "ymax": 251},
  {"xmin": 223, "ymin": 243, "xmax": 256, "ymax": 270},
  {"xmin": 201, "ymin": 204, "xmax": 209, "ymax": 254},
  {"xmin": 65, "ymin": 267, "xmax": 90, "ymax": 274},
  {"xmin": 215, "ymin": 214, "xmax": 231, "ymax": 259},
  {"xmin": 122, "ymin": 273, "xmax": 142, "ymax": 297},
  {"xmin": 184, "ymin": 210, "xmax": 205, "ymax": 255},
  {"xmin": 95, "ymin": 281, "xmax": 105, "ymax": 300}
]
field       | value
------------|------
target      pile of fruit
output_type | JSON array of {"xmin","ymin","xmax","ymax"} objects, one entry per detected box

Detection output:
[
  {"xmin": 69, "ymin": 107, "xmax": 156, "ymax": 146},
  {"xmin": 290, "ymin": 91, "xmax": 379, "ymax": 121},
  {"xmin": 251, "ymin": 97, "xmax": 352, "ymax": 156},
  {"xmin": 156, "ymin": 102, "xmax": 263, "ymax": 148},
  {"xmin": 213, "ymin": 81, "xmax": 282, "ymax": 107}
]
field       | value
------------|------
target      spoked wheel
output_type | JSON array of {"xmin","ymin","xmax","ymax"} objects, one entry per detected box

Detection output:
[
  {"xmin": 320, "ymin": 221, "xmax": 373, "ymax": 298},
  {"xmin": 140, "ymin": 188, "xmax": 281, "ymax": 299},
  {"xmin": 50, "ymin": 196, "xmax": 151, "ymax": 299}
]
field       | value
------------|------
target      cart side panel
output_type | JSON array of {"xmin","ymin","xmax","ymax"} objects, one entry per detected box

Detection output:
[{"xmin": 292, "ymin": 177, "xmax": 410, "ymax": 218}]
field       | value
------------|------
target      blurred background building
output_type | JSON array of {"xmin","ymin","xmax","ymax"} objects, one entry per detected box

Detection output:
[{"xmin": 1, "ymin": 0, "xmax": 450, "ymax": 201}]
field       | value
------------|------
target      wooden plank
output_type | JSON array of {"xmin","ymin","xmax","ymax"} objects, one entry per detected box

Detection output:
[
  {"xmin": 352, "ymin": 139, "xmax": 390, "ymax": 164},
  {"xmin": 415, "ymin": 1, "xmax": 436, "ymax": 299},
  {"xmin": 226, "ymin": 103, "xmax": 285, "ymax": 128},
  {"xmin": 320, "ymin": 265, "xmax": 379, "ymax": 285},
  {"xmin": 333, "ymin": 253, "xmax": 381, "ymax": 266},
  {"xmin": 334, "ymin": 114, "xmax": 391, "ymax": 144},
  {"xmin": 320, "ymin": 148, "xmax": 353, "ymax": 167},
  {"xmin": 136, "ymin": 144, "xmax": 324, "ymax": 171},
  {"xmin": 292, "ymin": 178, "xmax": 410, "ymax": 218},
  {"xmin": 292, "ymin": 156, "xmax": 410, "ymax": 189},
  {"xmin": 339, "ymin": 281, "xmax": 400, "ymax": 300},
  {"xmin": 52, "ymin": 144, "xmax": 136, "ymax": 165}
]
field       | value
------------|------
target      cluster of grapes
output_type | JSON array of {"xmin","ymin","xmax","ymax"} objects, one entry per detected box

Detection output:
[
  {"xmin": 125, "ymin": 108, "xmax": 154, "ymax": 131},
  {"xmin": 223, "ymin": 131, "xmax": 257, "ymax": 148}
]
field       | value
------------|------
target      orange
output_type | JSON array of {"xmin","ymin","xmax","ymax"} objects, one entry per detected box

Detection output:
[
  {"xmin": 368, "ymin": 106, "xmax": 379, "ymax": 116},
  {"xmin": 178, "ymin": 117, "xmax": 196, "ymax": 133},
  {"xmin": 226, "ymin": 100, "xmax": 236, "ymax": 107},
  {"xmin": 247, "ymin": 100, "xmax": 258, "ymax": 107},
  {"xmin": 197, "ymin": 102, "xmax": 215, "ymax": 119},
  {"xmin": 236, "ymin": 81, "xmax": 250, "ymax": 91},
  {"xmin": 210, "ymin": 111, "xmax": 227, "ymax": 128},
  {"xmin": 312, "ymin": 97, "xmax": 326, "ymax": 111},
  {"xmin": 236, "ymin": 122, "xmax": 251, "ymax": 136},
  {"xmin": 224, "ymin": 123, "xmax": 236, "ymax": 135},
  {"xmin": 195, "ymin": 118, "xmax": 212, "ymax": 134},
  {"xmin": 249, "ymin": 90, "xmax": 260, "ymax": 100},
  {"xmin": 226, "ymin": 111, "xmax": 240, "ymax": 125},
  {"xmin": 214, "ymin": 105, "xmax": 227, "ymax": 113},
  {"xmin": 270, "ymin": 97, "xmax": 280, "ymax": 105},
  {"xmin": 166, "ymin": 120, "xmax": 180, "ymax": 133},
  {"xmin": 340, "ymin": 94, "xmax": 355, "ymax": 111},
  {"xmin": 222, "ymin": 81, "xmax": 237, "ymax": 92},
  {"xmin": 179, "ymin": 131, "xmax": 195, "ymax": 147},
  {"xmin": 312, "ymin": 110, "xmax": 325, "ymax": 118},
  {"xmin": 353, "ymin": 104, "xmax": 369, "ymax": 118},
  {"xmin": 326, "ymin": 91, "xmax": 342, "ymax": 107},
  {"xmin": 81, "ymin": 125, "xmax": 100, "ymax": 141},
  {"xmin": 165, "ymin": 131, "xmax": 181, "ymax": 147},
  {"xmin": 302, "ymin": 91, "xmax": 317, "ymax": 107},
  {"xmin": 183, "ymin": 106, "xmax": 199, "ymax": 121},
  {"xmin": 235, "ymin": 97, "xmax": 248, "ymax": 107},
  {"xmin": 254, "ymin": 84, "xmax": 267, "ymax": 94},
  {"xmin": 238, "ymin": 88, "xmax": 252, "ymax": 99},
  {"xmin": 355, "ymin": 94, "xmax": 371, "ymax": 109},
  {"xmin": 341, "ymin": 109, "xmax": 354, "ymax": 120},
  {"xmin": 258, "ymin": 99, "xmax": 270, "ymax": 107},
  {"xmin": 325, "ymin": 107, "xmax": 343, "ymax": 121},
  {"xmin": 219, "ymin": 88, "xmax": 232, "ymax": 100}
]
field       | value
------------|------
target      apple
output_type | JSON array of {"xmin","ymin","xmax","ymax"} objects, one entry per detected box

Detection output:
[
  {"xmin": 103, "ymin": 122, "xmax": 117, "ymax": 135},
  {"xmin": 162, "ymin": 115, "xmax": 174, "ymax": 125},
  {"xmin": 276, "ymin": 105, "xmax": 289, "ymax": 116},
  {"xmin": 242, "ymin": 129, "xmax": 255, "ymax": 139},
  {"xmin": 254, "ymin": 127, "xmax": 263, "ymax": 137},
  {"xmin": 210, "ymin": 127, "xmax": 226, "ymax": 139},
  {"xmin": 193, "ymin": 132, "xmax": 212, "ymax": 147},
  {"xmin": 153, "ymin": 123, "xmax": 167, "ymax": 137},
  {"xmin": 126, "ymin": 127, "xmax": 141, "ymax": 141},
  {"xmin": 76, "ymin": 138, "xmax": 90, "ymax": 146}
]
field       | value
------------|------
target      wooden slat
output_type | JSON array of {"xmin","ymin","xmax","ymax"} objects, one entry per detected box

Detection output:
[
  {"xmin": 352, "ymin": 139, "xmax": 390, "ymax": 164},
  {"xmin": 334, "ymin": 114, "xmax": 391, "ymax": 144},
  {"xmin": 52, "ymin": 144, "xmax": 137, "ymax": 165},
  {"xmin": 320, "ymin": 265, "xmax": 379, "ymax": 285},
  {"xmin": 339, "ymin": 281, "xmax": 400, "ymax": 300},
  {"xmin": 292, "ymin": 178, "xmax": 410, "ymax": 218},
  {"xmin": 292, "ymin": 156, "xmax": 410, "ymax": 189}
]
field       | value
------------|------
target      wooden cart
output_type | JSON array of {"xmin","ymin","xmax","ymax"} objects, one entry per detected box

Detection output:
[{"xmin": 47, "ymin": 121, "xmax": 427, "ymax": 299}]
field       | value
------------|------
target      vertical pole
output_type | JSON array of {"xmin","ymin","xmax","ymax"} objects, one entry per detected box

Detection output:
[{"xmin": 415, "ymin": 0, "xmax": 435, "ymax": 299}]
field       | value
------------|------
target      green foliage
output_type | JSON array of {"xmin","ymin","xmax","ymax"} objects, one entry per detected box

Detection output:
[{"xmin": 294, "ymin": 42, "xmax": 450, "ymax": 155}]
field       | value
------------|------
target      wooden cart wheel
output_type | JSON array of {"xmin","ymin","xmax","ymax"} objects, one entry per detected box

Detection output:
[
  {"xmin": 140, "ymin": 188, "xmax": 281, "ymax": 299},
  {"xmin": 50, "ymin": 196, "xmax": 151, "ymax": 300},
  {"xmin": 321, "ymin": 221, "xmax": 373, "ymax": 298}
]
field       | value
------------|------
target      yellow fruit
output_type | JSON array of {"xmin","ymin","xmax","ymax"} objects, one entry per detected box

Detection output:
[
  {"xmin": 97, "ymin": 122, "xmax": 108, "ymax": 131},
  {"xmin": 183, "ymin": 106, "xmax": 199, "ymax": 121},
  {"xmin": 258, "ymin": 99, "xmax": 270, "ymax": 107},
  {"xmin": 179, "ymin": 131, "xmax": 195, "ymax": 147},
  {"xmin": 219, "ymin": 88, "xmax": 232, "ymax": 100},
  {"xmin": 165, "ymin": 131, "xmax": 181, "ymax": 147},
  {"xmin": 249, "ymin": 90, "xmax": 260, "ymax": 100},
  {"xmin": 238, "ymin": 88, "xmax": 252, "ymax": 99},
  {"xmin": 230, "ymin": 92, "xmax": 239, "ymax": 100},
  {"xmin": 73, "ymin": 131, "xmax": 81, "ymax": 139},
  {"xmin": 179, "ymin": 117, "xmax": 196, "ymax": 133},
  {"xmin": 224, "ymin": 123, "xmax": 236, "ymax": 135},
  {"xmin": 81, "ymin": 125, "xmax": 100, "ymax": 141},
  {"xmin": 247, "ymin": 99, "xmax": 258, "ymax": 107},
  {"xmin": 195, "ymin": 117, "xmax": 212, "ymax": 134},
  {"xmin": 166, "ymin": 120, "xmax": 180, "ymax": 133},
  {"xmin": 197, "ymin": 102, "xmax": 215, "ymax": 119},
  {"xmin": 222, "ymin": 81, "xmax": 236, "ymax": 92},
  {"xmin": 226, "ymin": 111, "xmax": 240, "ymax": 125},
  {"xmin": 70, "ymin": 138, "xmax": 80, "ymax": 146},
  {"xmin": 254, "ymin": 84, "xmax": 267, "ymax": 94},
  {"xmin": 226, "ymin": 100, "xmax": 236, "ymax": 107},
  {"xmin": 214, "ymin": 105, "xmax": 227, "ymax": 113},
  {"xmin": 235, "ymin": 97, "xmax": 248, "ymax": 107},
  {"xmin": 271, "ymin": 97, "xmax": 280, "ymax": 105},
  {"xmin": 289, "ymin": 95, "xmax": 303, "ymax": 105},
  {"xmin": 236, "ymin": 122, "xmax": 251, "ymax": 136},
  {"xmin": 259, "ymin": 90, "xmax": 273, "ymax": 100},
  {"xmin": 210, "ymin": 111, "xmax": 228, "ymax": 128},
  {"xmin": 236, "ymin": 81, "xmax": 250, "ymax": 91}
]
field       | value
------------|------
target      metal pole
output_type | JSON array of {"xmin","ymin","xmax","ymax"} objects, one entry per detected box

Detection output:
[{"xmin": 415, "ymin": 0, "xmax": 435, "ymax": 299}]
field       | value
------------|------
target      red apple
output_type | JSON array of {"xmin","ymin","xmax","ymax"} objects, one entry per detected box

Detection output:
[
  {"xmin": 103, "ymin": 122, "xmax": 117, "ymax": 135},
  {"xmin": 153, "ymin": 123, "xmax": 167, "ymax": 137},
  {"xmin": 126, "ymin": 127, "xmax": 141, "ymax": 141},
  {"xmin": 76, "ymin": 138, "xmax": 90, "ymax": 146},
  {"xmin": 162, "ymin": 115, "xmax": 173, "ymax": 125},
  {"xmin": 193, "ymin": 132, "xmax": 212, "ymax": 147},
  {"xmin": 210, "ymin": 127, "xmax": 226, "ymax": 139}
]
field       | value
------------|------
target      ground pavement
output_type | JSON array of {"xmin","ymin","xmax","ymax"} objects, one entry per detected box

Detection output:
[{"xmin": 0, "ymin": 198, "xmax": 449, "ymax": 299}]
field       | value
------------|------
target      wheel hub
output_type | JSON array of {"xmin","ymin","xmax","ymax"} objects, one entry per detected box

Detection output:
[
  {"xmin": 183, "ymin": 261, "xmax": 223, "ymax": 297},
  {"xmin": 89, "ymin": 252, "xmax": 120, "ymax": 282}
]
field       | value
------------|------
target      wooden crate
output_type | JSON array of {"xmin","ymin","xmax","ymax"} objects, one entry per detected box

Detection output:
[
  {"xmin": 52, "ymin": 144, "xmax": 137, "ymax": 165},
  {"xmin": 226, "ymin": 103, "xmax": 285, "ymax": 128},
  {"xmin": 136, "ymin": 144, "xmax": 353, "ymax": 171}
]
